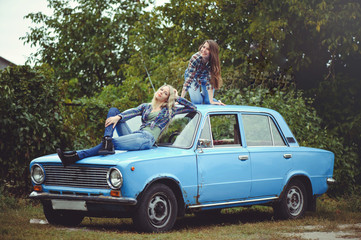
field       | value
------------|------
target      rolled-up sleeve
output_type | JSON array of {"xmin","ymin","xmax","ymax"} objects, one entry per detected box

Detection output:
[
  {"xmin": 119, "ymin": 103, "xmax": 147, "ymax": 122},
  {"xmin": 183, "ymin": 53, "xmax": 202, "ymax": 91},
  {"xmin": 172, "ymin": 97, "xmax": 197, "ymax": 116}
]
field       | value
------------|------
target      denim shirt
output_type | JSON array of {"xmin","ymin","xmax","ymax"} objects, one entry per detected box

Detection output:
[
  {"xmin": 118, "ymin": 97, "xmax": 197, "ymax": 133},
  {"xmin": 183, "ymin": 52, "xmax": 212, "ymax": 92}
]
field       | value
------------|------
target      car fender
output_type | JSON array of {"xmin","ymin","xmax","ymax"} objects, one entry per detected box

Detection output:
[
  {"xmin": 282, "ymin": 170, "xmax": 313, "ymax": 196},
  {"xmin": 135, "ymin": 174, "xmax": 187, "ymax": 216},
  {"xmin": 136, "ymin": 173, "xmax": 184, "ymax": 200}
]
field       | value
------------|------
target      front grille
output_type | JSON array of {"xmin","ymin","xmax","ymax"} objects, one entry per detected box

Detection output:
[{"xmin": 43, "ymin": 165, "xmax": 110, "ymax": 189}]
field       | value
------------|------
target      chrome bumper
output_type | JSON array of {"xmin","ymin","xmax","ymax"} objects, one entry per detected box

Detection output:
[
  {"xmin": 327, "ymin": 178, "xmax": 336, "ymax": 184},
  {"xmin": 29, "ymin": 191, "xmax": 137, "ymax": 205}
]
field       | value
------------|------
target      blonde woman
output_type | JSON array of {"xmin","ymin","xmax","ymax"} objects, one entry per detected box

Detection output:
[
  {"xmin": 57, "ymin": 85, "xmax": 196, "ymax": 166},
  {"xmin": 181, "ymin": 40, "xmax": 224, "ymax": 105}
]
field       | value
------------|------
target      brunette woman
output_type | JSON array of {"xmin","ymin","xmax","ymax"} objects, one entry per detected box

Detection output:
[{"xmin": 181, "ymin": 40, "xmax": 224, "ymax": 105}]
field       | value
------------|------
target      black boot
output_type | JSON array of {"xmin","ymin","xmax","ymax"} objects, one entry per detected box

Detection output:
[
  {"xmin": 57, "ymin": 148, "xmax": 79, "ymax": 167},
  {"xmin": 98, "ymin": 136, "xmax": 115, "ymax": 155}
]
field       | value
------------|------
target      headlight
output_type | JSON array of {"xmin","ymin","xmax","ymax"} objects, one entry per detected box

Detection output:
[
  {"xmin": 31, "ymin": 164, "xmax": 45, "ymax": 184},
  {"xmin": 107, "ymin": 168, "xmax": 123, "ymax": 189}
]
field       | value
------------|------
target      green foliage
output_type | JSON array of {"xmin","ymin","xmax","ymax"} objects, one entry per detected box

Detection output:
[
  {"xmin": 0, "ymin": 186, "xmax": 20, "ymax": 211},
  {"xmin": 22, "ymin": 0, "xmax": 151, "ymax": 97},
  {"xmin": 210, "ymin": 115, "xmax": 236, "ymax": 140},
  {"xmin": 0, "ymin": 65, "xmax": 65, "ymax": 195},
  {"xmin": 318, "ymin": 194, "xmax": 361, "ymax": 213},
  {"xmin": 221, "ymin": 86, "xmax": 359, "ymax": 195},
  {"xmin": 311, "ymin": 70, "xmax": 361, "ymax": 187},
  {"xmin": 158, "ymin": 117, "xmax": 188, "ymax": 145},
  {"xmin": 147, "ymin": 0, "xmax": 361, "ymax": 86}
]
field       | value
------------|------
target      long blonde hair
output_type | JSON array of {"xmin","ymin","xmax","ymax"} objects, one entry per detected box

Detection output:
[
  {"xmin": 151, "ymin": 84, "xmax": 176, "ymax": 118},
  {"xmin": 199, "ymin": 40, "xmax": 223, "ymax": 90}
]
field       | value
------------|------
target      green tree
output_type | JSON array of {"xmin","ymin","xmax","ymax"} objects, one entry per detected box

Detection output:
[
  {"xmin": 22, "ymin": 0, "xmax": 151, "ymax": 97},
  {"xmin": 0, "ymin": 65, "xmax": 65, "ymax": 195}
]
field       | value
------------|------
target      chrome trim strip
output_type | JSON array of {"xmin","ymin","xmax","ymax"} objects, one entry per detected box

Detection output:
[
  {"xmin": 29, "ymin": 191, "xmax": 137, "ymax": 205},
  {"xmin": 188, "ymin": 196, "xmax": 278, "ymax": 209},
  {"xmin": 327, "ymin": 178, "xmax": 336, "ymax": 184}
]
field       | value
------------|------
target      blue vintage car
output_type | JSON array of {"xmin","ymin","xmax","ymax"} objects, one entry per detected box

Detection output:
[{"xmin": 29, "ymin": 105, "xmax": 335, "ymax": 232}]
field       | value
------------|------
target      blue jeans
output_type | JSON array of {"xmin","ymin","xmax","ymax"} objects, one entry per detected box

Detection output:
[
  {"xmin": 77, "ymin": 107, "xmax": 155, "ymax": 160},
  {"xmin": 188, "ymin": 82, "xmax": 218, "ymax": 104}
]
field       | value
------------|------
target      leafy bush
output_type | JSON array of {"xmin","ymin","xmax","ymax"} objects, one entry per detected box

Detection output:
[
  {"xmin": 220, "ymin": 86, "xmax": 359, "ymax": 195},
  {"xmin": 0, "ymin": 65, "xmax": 65, "ymax": 195}
]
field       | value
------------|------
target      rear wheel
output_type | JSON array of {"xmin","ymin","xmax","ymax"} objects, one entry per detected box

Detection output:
[
  {"xmin": 273, "ymin": 180, "xmax": 308, "ymax": 219},
  {"xmin": 132, "ymin": 183, "xmax": 178, "ymax": 232},
  {"xmin": 43, "ymin": 201, "xmax": 84, "ymax": 226}
]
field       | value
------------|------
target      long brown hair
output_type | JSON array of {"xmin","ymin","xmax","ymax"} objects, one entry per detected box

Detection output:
[{"xmin": 199, "ymin": 40, "xmax": 223, "ymax": 89}]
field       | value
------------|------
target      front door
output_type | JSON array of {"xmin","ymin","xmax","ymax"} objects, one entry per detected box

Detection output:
[{"xmin": 196, "ymin": 113, "xmax": 251, "ymax": 204}]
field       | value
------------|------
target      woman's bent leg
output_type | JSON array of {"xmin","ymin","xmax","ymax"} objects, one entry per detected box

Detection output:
[
  {"xmin": 113, "ymin": 131, "xmax": 155, "ymax": 151},
  {"xmin": 76, "ymin": 131, "xmax": 154, "ymax": 159},
  {"xmin": 201, "ymin": 84, "xmax": 210, "ymax": 104},
  {"xmin": 104, "ymin": 107, "xmax": 132, "ymax": 137},
  {"xmin": 115, "ymin": 121, "xmax": 132, "ymax": 137},
  {"xmin": 104, "ymin": 107, "xmax": 120, "ymax": 137},
  {"xmin": 188, "ymin": 83, "xmax": 203, "ymax": 104},
  {"xmin": 201, "ymin": 85, "xmax": 219, "ymax": 104},
  {"xmin": 77, "ymin": 107, "xmax": 146, "ymax": 160}
]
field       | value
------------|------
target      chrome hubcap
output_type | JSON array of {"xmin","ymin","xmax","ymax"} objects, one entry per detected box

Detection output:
[
  {"xmin": 148, "ymin": 194, "xmax": 171, "ymax": 228},
  {"xmin": 286, "ymin": 186, "xmax": 303, "ymax": 216}
]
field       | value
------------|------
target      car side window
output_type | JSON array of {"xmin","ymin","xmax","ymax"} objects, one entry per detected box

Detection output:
[
  {"xmin": 242, "ymin": 114, "xmax": 286, "ymax": 147},
  {"xmin": 200, "ymin": 114, "xmax": 241, "ymax": 148}
]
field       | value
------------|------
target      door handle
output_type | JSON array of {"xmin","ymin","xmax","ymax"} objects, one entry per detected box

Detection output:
[
  {"xmin": 283, "ymin": 154, "xmax": 292, "ymax": 159},
  {"xmin": 238, "ymin": 155, "xmax": 249, "ymax": 161}
]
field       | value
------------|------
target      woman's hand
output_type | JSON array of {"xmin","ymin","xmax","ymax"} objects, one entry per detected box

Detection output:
[
  {"xmin": 207, "ymin": 88, "xmax": 225, "ymax": 105},
  {"xmin": 105, "ymin": 115, "xmax": 121, "ymax": 128},
  {"xmin": 210, "ymin": 100, "xmax": 226, "ymax": 106}
]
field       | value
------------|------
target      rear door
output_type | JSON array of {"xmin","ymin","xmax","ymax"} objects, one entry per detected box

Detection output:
[{"xmin": 241, "ymin": 113, "xmax": 292, "ymax": 198}]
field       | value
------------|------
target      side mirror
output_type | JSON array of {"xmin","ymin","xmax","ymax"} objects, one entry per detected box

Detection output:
[{"xmin": 197, "ymin": 139, "xmax": 212, "ymax": 153}]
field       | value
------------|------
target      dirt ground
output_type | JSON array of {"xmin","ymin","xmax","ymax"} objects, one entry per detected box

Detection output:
[
  {"xmin": 30, "ymin": 219, "xmax": 361, "ymax": 239},
  {"xmin": 282, "ymin": 223, "xmax": 361, "ymax": 240}
]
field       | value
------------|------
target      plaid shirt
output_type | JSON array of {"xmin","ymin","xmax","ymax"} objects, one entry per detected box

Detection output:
[
  {"xmin": 118, "ymin": 97, "xmax": 197, "ymax": 132},
  {"xmin": 183, "ymin": 52, "xmax": 212, "ymax": 92}
]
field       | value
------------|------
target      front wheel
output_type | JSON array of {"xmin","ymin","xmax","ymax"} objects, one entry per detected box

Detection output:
[
  {"xmin": 132, "ymin": 183, "xmax": 178, "ymax": 232},
  {"xmin": 43, "ymin": 201, "xmax": 84, "ymax": 226},
  {"xmin": 273, "ymin": 180, "xmax": 308, "ymax": 220}
]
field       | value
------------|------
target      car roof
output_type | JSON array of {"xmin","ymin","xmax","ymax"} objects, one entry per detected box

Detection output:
[{"xmin": 194, "ymin": 104, "xmax": 278, "ymax": 115}]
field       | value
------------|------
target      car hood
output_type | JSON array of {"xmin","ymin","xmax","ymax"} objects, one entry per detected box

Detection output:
[{"xmin": 31, "ymin": 146, "xmax": 194, "ymax": 166}]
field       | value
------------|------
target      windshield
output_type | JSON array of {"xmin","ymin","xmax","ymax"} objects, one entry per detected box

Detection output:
[{"xmin": 157, "ymin": 112, "xmax": 200, "ymax": 148}]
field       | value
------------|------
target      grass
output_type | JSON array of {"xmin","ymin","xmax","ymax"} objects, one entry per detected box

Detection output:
[{"xmin": 0, "ymin": 194, "xmax": 360, "ymax": 240}]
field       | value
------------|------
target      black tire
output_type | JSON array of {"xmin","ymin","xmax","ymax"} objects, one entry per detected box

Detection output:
[
  {"xmin": 132, "ymin": 183, "xmax": 178, "ymax": 232},
  {"xmin": 273, "ymin": 179, "xmax": 308, "ymax": 220},
  {"xmin": 43, "ymin": 201, "xmax": 84, "ymax": 226}
]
